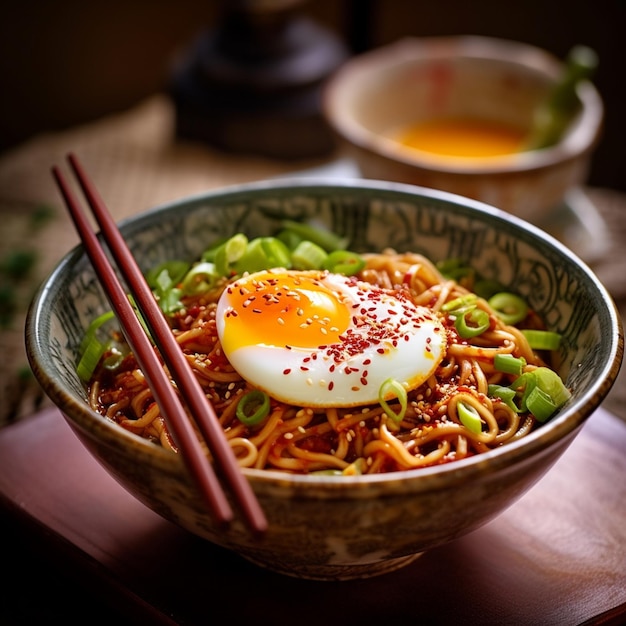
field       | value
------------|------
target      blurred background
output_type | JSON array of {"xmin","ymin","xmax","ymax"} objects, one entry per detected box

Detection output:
[{"xmin": 0, "ymin": 0, "xmax": 624, "ymax": 190}]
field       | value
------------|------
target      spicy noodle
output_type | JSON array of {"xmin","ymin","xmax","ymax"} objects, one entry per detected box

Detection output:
[{"xmin": 87, "ymin": 249, "xmax": 566, "ymax": 475}]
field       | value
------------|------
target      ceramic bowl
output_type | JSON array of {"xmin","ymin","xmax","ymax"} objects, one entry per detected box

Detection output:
[
  {"xmin": 26, "ymin": 179, "xmax": 622, "ymax": 581},
  {"xmin": 323, "ymin": 36, "xmax": 603, "ymax": 222}
]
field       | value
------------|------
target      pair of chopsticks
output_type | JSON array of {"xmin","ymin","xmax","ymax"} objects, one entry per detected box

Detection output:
[{"xmin": 52, "ymin": 153, "xmax": 267, "ymax": 536}]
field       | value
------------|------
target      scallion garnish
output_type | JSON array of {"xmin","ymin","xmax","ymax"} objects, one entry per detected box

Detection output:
[
  {"xmin": 441, "ymin": 293, "xmax": 478, "ymax": 313},
  {"xmin": 145, "ymin": 260, "xmax": 190, "ymax": 289},
  {"xmin": 455, "ymin": 307, "xmax": 490, "ymax": 338},
  {"xmin": 233, "ymin": 237, "xmax": 292, "ymax": 275},
  {"xmin": 322, "ymin": 250, "xmax": 365, "ymax": 276},
  {"xmin": 279, "ymin": 219, "xmax": 348, "ymax": 252},
  {"xmin": 291, "ymin": 240, "xmax": 328, "ymax": 270},
  {"xmin": 236, "ymin": 390, "xmax": 271, "ymax": 426},
  {"xmin": 488, "ymin": 292, "xmax": 529, "ymax": 325},
  {"xmin": 181, "ymin": 262, "xmax": 220, "ymax": 295},
  {"xmin": 512, "ymin": 367, "xmax": 571, "ymax": 421},
  {"xmin": 522, "ymin": 329, "xmax": 562, "ymax": 351},
  {"xmin": 494, "ymin": 353, "xmax": 526, "ymax": 376},
  {"xmin": 488, "ymin": 384, "xmax": 520, "ymax": 412},
  {"xmin": 457, "ymin": 401, "xmax": 483, "ymax": 434},
  {"xmin": 152, "ymin": 267, "xmax": 184, "ymax": 314},
  {"xmin": 77, "ymin": 310, "xmax": 115, "ymax": 381},
  {"xmin": 378, "ymin": 378, "xmax": 408, "ymax": 423},
  {"xmin": 524, "ymin": 386, "xmax": 559, "ymax": 422}
]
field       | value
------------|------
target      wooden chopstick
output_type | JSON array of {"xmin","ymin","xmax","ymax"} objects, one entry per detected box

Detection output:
[{"xmin": 52, "ymin": 154, "xmax": 267, "ymax": 535}]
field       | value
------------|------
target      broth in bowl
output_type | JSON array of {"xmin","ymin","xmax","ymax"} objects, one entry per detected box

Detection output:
[{"xmin": 395, "ymin": 116, "xmax": 527, "ymax": 159}]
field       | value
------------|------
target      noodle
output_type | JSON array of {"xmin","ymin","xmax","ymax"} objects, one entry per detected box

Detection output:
[{"xmin": 87, "ymin": 249, "xmax": 560, "ymax": 475}]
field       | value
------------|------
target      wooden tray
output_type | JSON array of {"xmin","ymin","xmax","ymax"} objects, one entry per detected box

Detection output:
[{"xmin": 1, "ymin": 406, "xmax": 625, "ymax": 625}]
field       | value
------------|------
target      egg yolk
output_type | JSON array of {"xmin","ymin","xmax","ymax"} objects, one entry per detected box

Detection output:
[{"xmin": 220, "ymin": 271, "xmax": 352, "ymax": 352}]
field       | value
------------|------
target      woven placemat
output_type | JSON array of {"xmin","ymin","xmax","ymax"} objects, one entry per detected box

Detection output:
[{"xmin": 1, "ymin": 94, "xmax": 624, "ymax": 425}]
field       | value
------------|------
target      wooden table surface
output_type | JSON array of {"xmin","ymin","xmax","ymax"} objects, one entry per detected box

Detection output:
[{"xmin": 0, "ymin": 404, "xmax": 625, "ymax": 625}]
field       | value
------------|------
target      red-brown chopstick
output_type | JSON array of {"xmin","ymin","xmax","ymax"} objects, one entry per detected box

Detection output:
[{"xmin": 52, "ymin": 154, "xmax": 267, "ymax": 535}]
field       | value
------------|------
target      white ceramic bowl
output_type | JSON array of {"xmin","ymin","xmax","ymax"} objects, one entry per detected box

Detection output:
[
  {"xmin": 26, "ymin": 179, "xmax": 622, "ymax": 580},
  {"xmin": 323, "ymin": 36, "xmax": 603, "ymax": 222}
]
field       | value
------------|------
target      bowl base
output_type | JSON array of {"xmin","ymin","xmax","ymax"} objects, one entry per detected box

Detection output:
[{"xmin": 242, "ymin": 552, "xmax": 424, "ymax": 581}]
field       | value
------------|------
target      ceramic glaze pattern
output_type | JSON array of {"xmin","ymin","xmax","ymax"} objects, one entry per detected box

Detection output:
[{"xmin": 26, "ymin": 180, "xmax": 623, "ymax": 580}]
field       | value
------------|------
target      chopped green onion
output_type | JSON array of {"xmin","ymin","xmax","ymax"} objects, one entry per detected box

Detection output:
[
  {"xmin": 236, "ymin": 390, "xmax": 271, "ymax": 426},
  {"xmin": 213, "ymin": 233, "xmax": 249, "ymax": 276},
  {"xmin": 436, "ymin": 258, "xmax": 476, "ymax": 282},
  {"xmin": 522, "ymin": 329, "xmax": 562, "ymax": 351},
  {"xmin": 291, "ymin": 240, "xmax": 328, "ymax": 270},
  {"xmin": 378, "ymin": 378, "xmax": 408, "ymax": 423},
  {"xmin": 79, "ymin": 310, "xmax": 115, "ymax": 354},
  {"xmin": 145, "ymin": 260, "xmax": 190, "ymax": 289},
  {"xmin": 494, "ymin": 353, "xmax": 526, "ymax": 376},
  {"xmin": 280, "ymin": 220, "xmax": 348, "ymax": 252},
  {"xmin": 442, "ymin": 293, "xmax": 478, "ymax": 313},
  {"xmin": 488, "ymin": 384, "xmax": 520, "ymax": 412},
  {"xmin": 525, "ymin": 386, "xmax": 559, "ymax": 422},
  {"xmin": 512, "ymin": 367, "xmax": 570, "ymax": 421},
  {"xmin": 533, "ymin": 367, "xmax": 571, "ymax": 408},
  {"xmin": 233, "ymin": 237, "xmax": 292, "ymax": 274},
  {"xmin": 181, "ymin": 262, "xmax": 220, "ymax": 295},
  {"xmin": 152, "ymin": 268, "xmax": 184, "ymax": 314},
  {"xmin": 455, "ymin": 308, "xmax": 490, "ymax": 338},
  {"xmin": 77, "ymin": 311, "xmax": 115, "ymax": 381},
  {"xmin": 488, "ymin": 292, "xmax": 529, "ymax": 325},
  {"xmin": 322, "ymin": 250, "xmax": 366, "ymax": 276},
  {"xmin": 457, "ymin": 402, "xmax": 483, "ymax": 434},
  {"xmin": 275, "ymin": 228, "xmax": 303, "ymax": 251}
]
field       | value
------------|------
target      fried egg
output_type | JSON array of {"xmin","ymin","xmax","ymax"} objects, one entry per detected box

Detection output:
[{"xmin": 215, "ymin": 269, "xmax": 447, "ymax": 407}]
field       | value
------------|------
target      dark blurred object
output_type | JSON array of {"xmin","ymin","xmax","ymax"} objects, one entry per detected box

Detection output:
[{"xmin": 169, "ymin": 0, "xmax": 350, "ymax": 159}]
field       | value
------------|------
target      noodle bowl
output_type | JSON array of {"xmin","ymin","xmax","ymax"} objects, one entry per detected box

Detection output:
[{"xmin": 27, "ymin": 180, "xmax": 622, "ymax": 580}]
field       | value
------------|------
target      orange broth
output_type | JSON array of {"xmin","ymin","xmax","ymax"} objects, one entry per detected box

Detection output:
[{"xmin": 396, "ymin": 117, "xmax": 527, "ymax": 158}]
